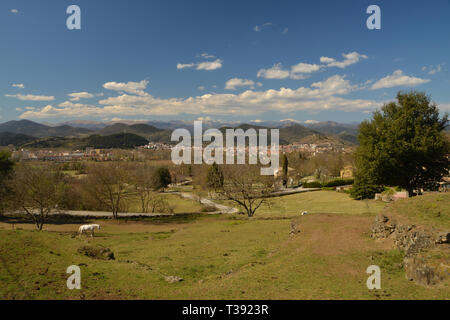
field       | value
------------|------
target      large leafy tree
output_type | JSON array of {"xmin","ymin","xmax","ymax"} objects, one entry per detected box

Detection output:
[
  {"xmin": 352, "ymin": 91, "xmax": 449, "ymax": 198},
  {"xmin": 0, "ymin": 151, "xmax": 14, "ymax": 177},
  {"xmin": 152, "ymin": 167, "xmax": 172, "ymax": 191},
  {"xmin": 0, "ymin": 151, "xmax": 14, "ymax": 215}
]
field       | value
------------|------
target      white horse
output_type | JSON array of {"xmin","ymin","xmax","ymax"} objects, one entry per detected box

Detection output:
[{"xmin": 78, "ymin": 224, "xmax": 101, "ymax": 237}]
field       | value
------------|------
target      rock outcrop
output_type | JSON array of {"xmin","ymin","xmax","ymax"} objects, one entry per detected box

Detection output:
[
  {"xmin": 78, "ymin": 245, "xmax": 115, "ymax": 260},
  {"xmin": 372, "ymin": 214, "xmax": 449, "ymax": 286}
]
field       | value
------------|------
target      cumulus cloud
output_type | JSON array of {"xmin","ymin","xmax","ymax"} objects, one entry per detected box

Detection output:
[
  {"xmin": 178, "ymin": 54, "xmax": 223, "ymax": 71},
  {"xmin": 422, "ymin": 64, "xmax": 443, "ymax": 75},
  {"xmin": 12, "ymin": 83, "xmax": 24, "ymax": 89},
  {"xmin": 320, "ymin": 52, "xmax": 368, "ymax": 69},
  {"xmin": 177, "ymin": 63, "xmax": 195, "ymax": 70},
  {"xmin": 258, "ymin": 52, "xmax": 368, "ymax": 80},
  {"xmin": 225, "ymin": 78, "xmax": 261, "ymax": 90},
  {"xmin": 19, "ymin": 75, "xmax": 380, "ymax": 119},
  {"xmin": 371, "ymin": 70, "xmax": 430, "ymax": 90},
  {"xmin": 197, "ymin": 53, "xmax": 215, "ymax": 59},
  {"xmin": 304, "ymin": 120, "xmax": 320, "ymax": 124},
  {"xmin": 11, "ymin": 9, "xmax": 19, "ymax": 14},
  {"xmin": 68, "ymin": 92, "xmax": 96, "ymax": 101},
  {"xmin": 103, "ymin": 80, "xmax": 149, "ymax": 96},
  {"xmin": 5, "ymin": 94, "xmax": 55, "ymax": 101},
  {"xmin": 291, "ymin": 63, "xmax": 321, "ymax": 74},
  {"xmin": 257, "ymin": 63, "xmax": 291, "ymax": 79},
  {"xmin": 196, "ymin": 59, "xmax": 223, "ymax": 71}
]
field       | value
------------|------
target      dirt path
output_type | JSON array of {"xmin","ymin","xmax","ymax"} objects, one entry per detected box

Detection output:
[{"xmin": 178, "ymin": 192, "xmax": 238, "ymax": 214}]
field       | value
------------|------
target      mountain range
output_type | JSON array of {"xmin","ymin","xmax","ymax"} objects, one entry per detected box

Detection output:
[{"xmin": 0, "ymin": 119, "xmax": 360, "ymax": 148}]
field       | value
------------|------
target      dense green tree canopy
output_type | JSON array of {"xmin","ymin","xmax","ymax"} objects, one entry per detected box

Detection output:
[
  {"xmin": 0, "ymin": 151, "xmax": 14, "ymax": 177},
  {"xmin": 352, "ymin": 91, "xmax": 449, "ymax": 198},
  {"xmin": 152, "ymin": 167, "xmax": 172, "ymax": 191}
]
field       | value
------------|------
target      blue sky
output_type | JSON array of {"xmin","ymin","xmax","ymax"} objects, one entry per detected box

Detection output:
[{"xmin": 1, "ymin": 0, "xmax": 449, "ymax": 124}]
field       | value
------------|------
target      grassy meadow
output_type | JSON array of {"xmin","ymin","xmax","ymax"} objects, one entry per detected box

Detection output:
[{"xmin": 0, "ymin": 191, "xmax": 448, "ymax": 300}]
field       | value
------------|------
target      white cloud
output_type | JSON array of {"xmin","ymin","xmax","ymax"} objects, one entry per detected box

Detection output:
[
  {"xmin": 253, "ymin": 22, "xmax": 273, "ymax": 32},
  {"xmin": 225, "ymin": 78, "xmax": 258, "ymax": 90},
  {"xmin": 253, "ymin": 22, "xmax": 288, "ymax": 34},
  {"xmin": 5, "ymin": 94, "xmax": 55, "ymax": 101},
  {"xmin": 304, "ymin": 120, "xmax": 320, "ymax": 124},
  {"xmin": 178, "ymin": 58, "xmax": 223, "ymax": 71},
  {"xmin": 291, "ymin": 63, "xmax": 321, "ymax": 74},
  {"xmin": 11, "ymin": 9, "xmax": 19, "ymax": 14},
  {"xmin": 196, "ymin": 59, "xmax": 223, "ymax": 71},
  {"xmin": 257, "ymin": 63, "xmax": 291, "ymax": 79},
  {"xmin": 197, "ymin": 53, "xmax": 215, "ymax": 59},
  {"xmin": 19, "ymin": 75, "xmax": 380, "ymax": 119},
  {"xmin": 198, "ymin": 86, "xmax": 206, "ymax": 91},
  {"xmin": 437, "ymin": 102, "xmax": 450, "ymax": 112},
  {"xmin": 371, "ymin": 70, "xmax": 430, "ymax": 90},
  {"xmin": 12, "ymin": 83, "xmax": 24, "ymax": 89},
  {"xmin": 320, "ymin": 52, "xmax": 368, "ymax": 69},
  {"xmin": 103, "ymin": 80, "xmax": 149, "ymax": 96},
  {"xmin": 177, "ymin": 63, "xmax": 195, "ymax": 69},
  {"xmin": 258, "ymin": 52, "xmax": 367, "ymax": 80},
  {"xmin": 422, "ymin": 64, "xmax": 443, "ymax": 75},
  {"xmin": 68, "ymin": 92, "xmax": 95, "ymax": 101}
]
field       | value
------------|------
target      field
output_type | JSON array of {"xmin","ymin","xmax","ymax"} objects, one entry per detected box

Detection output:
[{"xmin": 0, "ymin": 191, "xmax": 448, "ymax": 300}]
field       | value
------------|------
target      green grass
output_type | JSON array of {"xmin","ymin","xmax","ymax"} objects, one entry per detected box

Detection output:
[
  {"xmin": 386, "ymin": 193, "xmax": 450, "ymax": 229},
  {"xmin": 1, "ymin": 211, "xmax": 448, "ymax": 299},
  {"xmin": 125, "ymin": 193, "xmax": 204, "ymax": 214},
  {"xmin": 0, "ymin": 191, "xmax": 448, "ymax": 300},
  {"xmin": 218, "ymin": 190, "xmax": 386, "ymax": 218}
]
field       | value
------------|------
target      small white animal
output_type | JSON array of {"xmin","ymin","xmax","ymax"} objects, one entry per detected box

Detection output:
[
  {"xmin": 301, "ymin": 211, "xmax": 308, "ymax": 216},
  {"xmin": 78, "ymin": 224, "xmax": 101, "ymax": 237}
]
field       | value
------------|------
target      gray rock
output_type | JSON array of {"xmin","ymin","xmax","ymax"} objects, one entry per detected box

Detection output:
[{"xmin": 165, "ymin": 276, "xmax": 183, "ymax": 283}]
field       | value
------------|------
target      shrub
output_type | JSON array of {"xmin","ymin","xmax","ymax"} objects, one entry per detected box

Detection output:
[
  {"xmin": 350, "ymin": 183, "xmax": 384, "ymax": 200},
  {"xmin": 322, "ymin": 178, "xmax": 354, "ymax": 188},
  {"xmin": 302, "ymin": 181, "xmax": 322, "ymax": 188}
]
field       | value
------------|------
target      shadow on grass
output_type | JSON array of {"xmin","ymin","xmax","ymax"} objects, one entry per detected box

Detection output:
[
  {"xmin": 0, "ymin": 213, "xmax": 91, "ymax": 226},
  {"xmin": 116, "ymin": 213, "xmax": 205, "ymax": 225}
]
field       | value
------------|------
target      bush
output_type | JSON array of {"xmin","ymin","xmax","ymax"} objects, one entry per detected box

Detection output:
[
  {"xmin": 350, "ymin": 183, "xmax": 384, "ymax": 200},
  {"xmin": 302, "ymin": 181, "xmax": 323, "ymax": 188},
  {"xmin": 322, "ymin": 178, "xmax": 354, "ymax": 188}
]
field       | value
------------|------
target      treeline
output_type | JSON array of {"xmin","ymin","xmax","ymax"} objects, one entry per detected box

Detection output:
[{"xmin": 0, "ymin": 159, "xmax": 174, "ymax": 230}]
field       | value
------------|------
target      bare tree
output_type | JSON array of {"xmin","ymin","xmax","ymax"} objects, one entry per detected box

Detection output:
[
  {"xmin": 132, "ymin": 164, "xmax": 156, "ymax": 213},
  {"xmin": 9, "ymin": 164, "xmax": 66, "ymax": 230},
  {"xmin": 83, "ymin": 162, "xmax": 132, "ymax": 219},
  {"xmin": 215, "ymin": 165, "xmax": 273, "ymax": 217}
]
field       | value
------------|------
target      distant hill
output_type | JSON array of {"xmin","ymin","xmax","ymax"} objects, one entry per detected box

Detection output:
[
  {"xmin": 305, "ymin": 121, "xmax": 358, "ymax": 135},
  {"xmin": 97, "ymin": 123, "xmax": 172, "ymax": 143},
  {"xmin": 304, "ymin": 121, "xmax": 359, "ymax": 144},
  {"xmin": 0, "ymin": 132, "xmax": 36, "ymax": 146},
  {"xmin": 59, "ymin": 120, "xmax": 107, "ymax": 131},
  {"xmin": 98, "ymin": 123, "xmax": 161, "ymax": 135},
  {"xmin": 19, "ymin": 137, "xmax": 87, "ymax": 149},
  {"xmin": 85, "ymin": 133, "xmax": 149, "ymax": 149},
  {"xmin": 0, "ymin": 120, "xmax": 92, "ymax": 138},
  {"xmin": 217, "ymin": 123, "xmax": 354, "ymax": 146}
]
